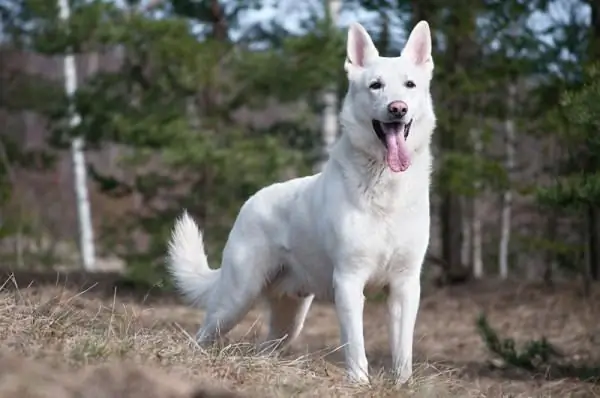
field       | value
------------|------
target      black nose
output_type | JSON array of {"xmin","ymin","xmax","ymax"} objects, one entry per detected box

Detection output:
[{"xmin": 388, "ymin": 101, "xmax": 408, "ymax": 117}]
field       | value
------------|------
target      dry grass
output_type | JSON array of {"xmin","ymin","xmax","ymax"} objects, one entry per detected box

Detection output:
[{"xmin": 0, "ymin": 274, "xmax": 597, "ymax": 397}]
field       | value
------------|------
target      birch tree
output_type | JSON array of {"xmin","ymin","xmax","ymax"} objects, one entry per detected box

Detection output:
[
  {"xmin": 58, "ymin": 0, "xmax": 96, "ymax": 271},
  {"xmin": 499, "ymin": 84, "xmax": 516, "ymax": 279},
  {"xmin": 471, "ymin": 126, "xmax": 484, "ymax": 278},
  {"xmin": 317, "ymin": 0, "xmax": 341, "ymax": 172}
]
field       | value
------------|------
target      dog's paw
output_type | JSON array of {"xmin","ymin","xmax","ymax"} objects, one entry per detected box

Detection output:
[
  {"xmin": 344, "ymin": 371, "xmax": 370, "ymax": 387},
  {"xmin": 393, "ymin": 369, "xmax": 413, "ymax": 386}
]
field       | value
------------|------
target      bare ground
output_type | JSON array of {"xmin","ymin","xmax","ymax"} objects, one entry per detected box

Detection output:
[{"xmin": 0, "ymin": 272, "xmax": 598, "ymax": 397}]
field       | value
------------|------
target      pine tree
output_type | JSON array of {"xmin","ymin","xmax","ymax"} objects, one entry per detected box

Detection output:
[
  {"xmin": 537, "ymin": 64, "xmax": 600, "ymax": 288},
  {"xmin": 534, "ymin": 0, "xmax": 600, "ymax": 290}
]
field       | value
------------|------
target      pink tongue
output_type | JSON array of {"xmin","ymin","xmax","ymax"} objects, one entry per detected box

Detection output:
[{"xmin": 385, "ymin": 132, "xmax": 411, "ymax": 172}]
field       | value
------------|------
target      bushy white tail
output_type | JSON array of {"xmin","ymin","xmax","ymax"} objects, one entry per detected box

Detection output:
[{"xmin": 167, "ymin": 211, "xmax": 219, "ymax": 308}]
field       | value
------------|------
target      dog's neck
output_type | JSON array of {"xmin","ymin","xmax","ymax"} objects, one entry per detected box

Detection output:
[{"xmin": 326, "ymin": 122, "xmax": 433, "ymax": 211}]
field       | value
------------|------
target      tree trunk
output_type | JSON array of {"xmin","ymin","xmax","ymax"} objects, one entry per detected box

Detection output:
[
  {"xmin": 409, "ymin": 0, "xmax": 480, "ymax": 284},
  {"xmin": 583, "ymin": 207, "xmax": 596, "ymax": 296},
  {"xmin": 441, "ymin": 193, "xmax": 467, "ymax": 283},
  {"xmin": 0, "ymin": 138, "xmax": 23, "ymax": 268},
  {"xmin": 59, "ymin": 0, "xmax": 96, "ymax": 271},
  {"xmin": 409, "ymin": 1, "xmax": 470, "ymax": 284},
  {"xmin": 544, "ymin": 214, "xmax": 557, "ymax": 286},
  {"xmin": 588, "ymin": 206, "xmax": 600, "ymax": 281},
  {"xmin": 461, "ymin": 197, "xmax": 472, "ymax": 270},
  {"xmin": 543, "ymin": 134, "xmax": 559, "ymax": 286},
  {"xmin": 209, "ymin": 0, "xmax": 228, "ymax": 41},
  {"xmin": 588, "ymin": 0, "xmax": 600, "ymax": 60},
  {"xmin": 471, "ymin": 127, "xmax": 483, "ymax": 279},
  {"xmin": 499, "ymin": 84, "xmax": 516, "ymax": 279},
  {"xmin": 437, "ymin": 5, "xmax": 479, "ymax": 284},
  {"xmin": 316, "ymin": 0, "xmax": 341, "ymax": 172}
]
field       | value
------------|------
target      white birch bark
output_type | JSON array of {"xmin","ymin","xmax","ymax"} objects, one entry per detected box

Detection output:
[
  {"xmin": 471, "ymin": 127, "xmax": 483, "ymax": 278},
  {"xmin": 58, "ymin": 0, "xmax": 96, "ymax": 271},
  {"xmin": 316, "ymin": 0, "xmax": 341, "ymax": 172},
  {"xmin": 499, "ymin": 84, "xmax": 516, "ymax": 279}
]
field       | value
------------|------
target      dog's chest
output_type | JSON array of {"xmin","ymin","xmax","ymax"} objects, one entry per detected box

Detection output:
[
  {"xmin": 358, "ymin": 234, "xmax": 422, "ymax": 294},
  {"xmin": 380, "ymin": 210, "xmax": 425, "ymax": 251},
  {"xmin": 340, "ymin": 200, "xmax": 428, "ymax": 260}
]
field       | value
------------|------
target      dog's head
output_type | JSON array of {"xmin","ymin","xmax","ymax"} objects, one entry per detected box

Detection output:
[{"xmin": 341, "ymin": 21, "xmax": 435, "ymax": 173}]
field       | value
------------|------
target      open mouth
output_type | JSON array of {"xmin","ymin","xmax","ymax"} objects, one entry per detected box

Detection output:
[
  {"xmin": 371, "ymin": 119, "xmax": 413, "ymax": 172},
  {"xmin": 371, "ymin": 119, "xmax": 412, "ymax": 147}
]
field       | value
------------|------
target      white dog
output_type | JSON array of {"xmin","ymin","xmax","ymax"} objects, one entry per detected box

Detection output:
[{"xmin": 167, "ymin": 20, "xmax": 436, "ymax": 385}]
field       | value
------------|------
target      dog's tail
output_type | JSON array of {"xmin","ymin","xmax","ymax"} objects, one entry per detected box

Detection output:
[{"xmin": 167, "ymin": 210, "xmax": 219, "ymax": 308}]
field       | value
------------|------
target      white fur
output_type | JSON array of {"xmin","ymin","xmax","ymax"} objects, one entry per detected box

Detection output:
[{"xmin": 167, "ymin": 20, "xmax": 436, "ymax": 385}]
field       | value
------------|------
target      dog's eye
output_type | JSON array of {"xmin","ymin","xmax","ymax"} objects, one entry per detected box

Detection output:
[
  {"xmin": 369, "ymin": 81, "xmax": 383, "ymax": 90},
  {"xmin": 405, "ymin": 80, "xmax": 416, "ymax": 88}
]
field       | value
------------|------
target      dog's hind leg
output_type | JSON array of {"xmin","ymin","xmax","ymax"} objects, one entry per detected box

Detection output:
[
  {"xmin": 262, "ymin": 294, "xmax": 314, "ymax": 351},
  {"xmin": 195, "ymin": 291, "xmax": 260, "ymax": 345},
  {"xmin": 194, "ymin": 237, "xmax": 275, "ymax": 346}
]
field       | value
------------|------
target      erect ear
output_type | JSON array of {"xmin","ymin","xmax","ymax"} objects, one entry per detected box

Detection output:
[
  {"xmin": 345, "ymin": 22, "xmax": 379, "ymax": 73},
  {"xmin": 401, "ymin": 20, "xmax": 433, "ymax": 69}
]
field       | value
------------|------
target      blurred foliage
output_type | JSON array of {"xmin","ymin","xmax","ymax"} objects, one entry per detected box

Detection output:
[
  {"xmin": 537, "ymin": 64, "xmax": 600, "ymax": 209},
  {"xmin": 1, "ymin": 0, "xmax": 345, "ymax": 282},
  {"xmin": 0, "ymin": 0, "xmax": 600, "ymax": 285},
  {"xmin": 535, "ymin": 61, "xmax": 600, "ymax": 281}
]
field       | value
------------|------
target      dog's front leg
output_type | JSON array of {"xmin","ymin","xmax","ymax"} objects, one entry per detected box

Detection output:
[
  {"xmin": 333, "ymin": 271, "xmax": 369, "ymax": 385},
  {"xmin": 388, "ymin": 274, "xmax": 421, "ymax": 385}
]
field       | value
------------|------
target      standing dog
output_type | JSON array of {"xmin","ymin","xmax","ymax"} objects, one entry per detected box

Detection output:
[{"xmin": 167, "ymin": 20, "xmax": 436, "ymax": 385}]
